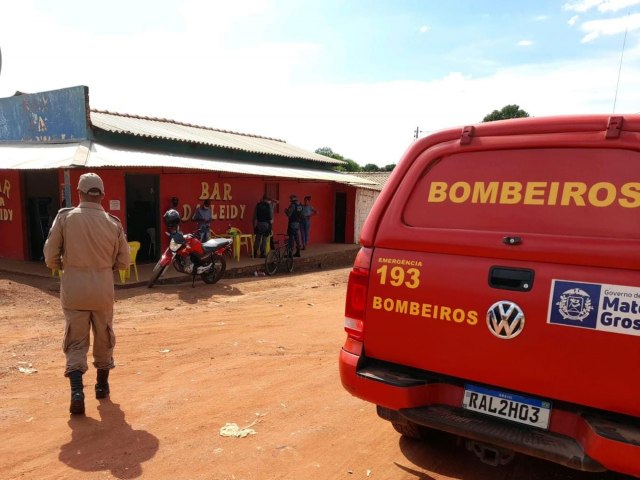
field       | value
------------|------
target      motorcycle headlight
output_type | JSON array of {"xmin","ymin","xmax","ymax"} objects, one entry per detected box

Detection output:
[{"xmin": 169, "ymin": 238, "xmax": 180, "ymax": 252}]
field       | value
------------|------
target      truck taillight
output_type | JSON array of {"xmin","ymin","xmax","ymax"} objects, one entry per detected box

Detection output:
[{"xmin": 344, "ymin": 247, "xmax": 372, "ymax": 342}]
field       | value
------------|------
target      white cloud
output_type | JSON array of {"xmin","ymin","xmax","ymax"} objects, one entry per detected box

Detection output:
[
  {"xmin": 180, "ymin": 0, "xmax": 269, "ymax": 35},
  {"xmin": 580, "ymin": 12, "xmax": 640, "ymax": 42},
  {"xmin": 564, "ymin": 0, "xmax": 604, "ymax": 13},
  {"xmin": 517, "ymin": 40, "xmax": 534, "ymax": 46},
  {"xmin": 564, "ymin": 0, "xmax": 640, "ymax": 12},
  {"xmin": 598, "ymin": 0, "xmax": 640, "ymax": 12},
  {"xmin": 568, "ymin": 15, "xmax": 580, "ymax": 26},
  {"xmin": 420, "ymin": 25, "xmax": 430, "ymax": 33},
  {"xmin": 275, "ymin": 49, "xmax": 640, "ymax": 164},
  {"xmin": 534, "ymin": 15, "xmax": 549, "ymax": 21}
]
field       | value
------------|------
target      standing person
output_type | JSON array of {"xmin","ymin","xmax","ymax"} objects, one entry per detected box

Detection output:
[
  {"xmin": 44, "ymin": 173, "xmax": 130, "ymax": 415},
  {"xmin": 192, "ymin": 198, "xmax": 212, "ymax": 242},
  {"xmin": 300, "ymin": 196, "xmax": 318, "ymax": 250},
  {"xmin": 285, "ymin": 194, "xmax": 304, "ymax": 257},
  {"xmin": 253, "ymin": 194, "xmax": 276, "ymax": 258}
]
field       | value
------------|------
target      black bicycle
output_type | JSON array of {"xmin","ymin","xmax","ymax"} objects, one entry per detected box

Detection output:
[{"xmin": 264, "ymin": 234, "xmax": 294, "ymax": 276}]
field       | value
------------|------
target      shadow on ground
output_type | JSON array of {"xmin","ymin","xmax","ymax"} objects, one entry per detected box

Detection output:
[{"xmin": 59, "ymin": 400, "xmax": 159, "ymax": 479}]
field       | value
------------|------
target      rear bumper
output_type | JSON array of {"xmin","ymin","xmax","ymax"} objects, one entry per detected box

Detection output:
[{"xmin": 340, "ymin": 348, "xmax": 640, "ymax": 477}]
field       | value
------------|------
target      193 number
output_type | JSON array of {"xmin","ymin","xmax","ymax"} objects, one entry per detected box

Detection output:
[{"xmin": 376, "ymin": 265, "xmax": 420, "ymax": 289}]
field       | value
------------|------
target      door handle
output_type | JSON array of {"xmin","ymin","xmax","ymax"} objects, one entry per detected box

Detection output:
[{"xmin": 489, "ymin": 266, "xmax": 534, "ymax": 292}]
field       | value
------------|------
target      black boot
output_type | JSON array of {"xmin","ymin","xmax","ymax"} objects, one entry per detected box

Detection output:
[
  {"xmin": 95, "ymin": 369, "xmax": 110, "ymax": 399},
  {"xmin": 68, "ymin": 370, "xmax": 85, "ymax": 415},
  {"xmin": 294, "ymin": 249, "xmax": 301, "ymax": 257}
]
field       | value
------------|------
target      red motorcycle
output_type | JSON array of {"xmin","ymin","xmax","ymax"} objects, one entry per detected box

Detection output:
[{"xmin": 147, "ymin": 228, "xmax": 232, "ymax": 288}]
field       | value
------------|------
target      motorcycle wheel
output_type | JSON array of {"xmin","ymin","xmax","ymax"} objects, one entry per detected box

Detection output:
[
  {"xmin": 147, "ymin": 261, "xmax": 168, "ymax": 288},
  {"xmin": 286, "ymin": 254, "xmax": 294, "ymax": 273},
  {"xmin": 265, "ymin": 250, "xmax": 278, "ymax": 276},
  {"xmin": 202, "ymin": 255, "xmax": 226, "ymax": 284}
]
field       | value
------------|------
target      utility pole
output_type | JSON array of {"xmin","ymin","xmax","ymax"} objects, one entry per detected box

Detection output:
[{"xmin": 414, "ymin": 126, "xmax": 422, "ymax": 140}]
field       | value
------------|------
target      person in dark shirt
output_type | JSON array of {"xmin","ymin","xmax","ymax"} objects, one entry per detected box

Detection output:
[
  {"xmin": 253, "ymin": 194, "xmax": 275, "ymax": 257},
  {"xmin": 285, "ymin": 194, "xmax": 304, "ymax": 257}
]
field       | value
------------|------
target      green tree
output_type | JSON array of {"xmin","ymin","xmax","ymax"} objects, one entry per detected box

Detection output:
[
  {"xmin": 482, "ymin": 104, "xmax": 530, "ymax": 122},
  {"xmin": 315, "ymin": 147, "xmax": 344, "ymax": 161},
  {"xmin": 382, "ymin": 164, "xmax": 396, "ymax": 172},
  {"xmin": 332, "ymin": 159, "xmax": 362, "ymax": 172},
  {"xmin": 363, "ymin": 163, "xmax": 380, "ymax": 172},
  {"xmin": 316, "ymin": 147, "xmax": 362, "ymax": 172}
]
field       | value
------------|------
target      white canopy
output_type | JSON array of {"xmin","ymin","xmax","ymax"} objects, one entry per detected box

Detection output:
[{"xmin": 0, "ymin": 142, "xmax": 375, "ymax": 185}]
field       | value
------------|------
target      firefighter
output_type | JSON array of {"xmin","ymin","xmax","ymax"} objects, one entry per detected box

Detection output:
[{"xmin": 44, "ymin": 173, "xmax": 130, "ymax": 414}]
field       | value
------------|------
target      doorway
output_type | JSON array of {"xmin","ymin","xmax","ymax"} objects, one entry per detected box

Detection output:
[
  {"xmin": 24, "ymin": 170, "xmax": 60, "ymax": 261},
  {"xmin": 125, "ymin": 174, "xmax": 159, "ymax": 262},
  {"xmin": 333, "ymin": 191, "xmax": 347, "ymax": 243}
]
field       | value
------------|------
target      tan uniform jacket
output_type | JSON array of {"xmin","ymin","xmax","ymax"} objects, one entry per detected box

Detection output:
[{"xmin": 44, "ymin": 202, "xmax": 130, "ymax": 310}]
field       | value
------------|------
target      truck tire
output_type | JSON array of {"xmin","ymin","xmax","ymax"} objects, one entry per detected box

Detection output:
[{"xmin": 392, "ymin": 421, "xmax": 433, "ymax": 440}]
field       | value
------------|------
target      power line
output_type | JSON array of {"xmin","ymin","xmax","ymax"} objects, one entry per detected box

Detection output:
[{"xmin": 612, "ymin": 13, "xmax": 630, "ymax": 114}]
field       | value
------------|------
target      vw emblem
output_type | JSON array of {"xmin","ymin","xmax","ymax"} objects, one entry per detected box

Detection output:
[{"xmin": 486, "ymin": 301, "xmax": 525, "ymax": 339}]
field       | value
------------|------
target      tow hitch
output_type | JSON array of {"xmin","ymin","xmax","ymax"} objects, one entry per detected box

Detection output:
[{"xmin": 465, "ymin": 439, "xmax": 515, "ymax": 467}]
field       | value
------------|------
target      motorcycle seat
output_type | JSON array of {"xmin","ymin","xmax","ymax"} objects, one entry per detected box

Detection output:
[{"xmin": 202, "ymin": 237, "xmax": 232, "ymax": 252}]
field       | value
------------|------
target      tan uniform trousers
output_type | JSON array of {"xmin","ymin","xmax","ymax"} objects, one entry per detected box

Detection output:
[{"xmin": 63, "ymin": 306, "xmax": 116, "ymax": 376}]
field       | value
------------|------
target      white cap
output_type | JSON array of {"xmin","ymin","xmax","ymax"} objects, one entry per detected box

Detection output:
[{"xmin": 78, "ymin": 173, "xmax": 104, "ymax": 196}]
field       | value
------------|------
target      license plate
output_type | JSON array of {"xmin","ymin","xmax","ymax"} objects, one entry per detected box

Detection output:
[{"xmin": 462, "ymin": 384, "xmax": 552, "ymax": 429}]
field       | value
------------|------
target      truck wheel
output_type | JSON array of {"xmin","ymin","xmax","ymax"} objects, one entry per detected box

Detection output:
[{"xmin": 392, "ymin": 421, "xmax": 432, "ymax": 440}]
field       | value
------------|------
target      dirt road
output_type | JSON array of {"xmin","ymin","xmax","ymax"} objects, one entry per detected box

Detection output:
[{"xmin": 0, "ymin": 269, "xmax": 631, "ymax": 479}]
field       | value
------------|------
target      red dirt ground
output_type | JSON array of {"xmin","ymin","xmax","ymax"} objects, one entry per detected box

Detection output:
[{"xmin": 0, "ymin": 269, "xmax": 632, "ymax": 479}]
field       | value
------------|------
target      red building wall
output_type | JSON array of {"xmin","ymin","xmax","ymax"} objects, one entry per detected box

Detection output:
[
  {"xmin": 60, "ymin": 168, "xmax": 127, "ymax": 224},
  {"xmin": 0, "ymin": 170, "xmax": 26, "ymax": 259},
  {"xmin": 0, "ymin": 167, "xmax": 356, "ymax": 261},
  {"xmin": 158, "ymin": 172, "xmax": 341, "ymax": 250}
]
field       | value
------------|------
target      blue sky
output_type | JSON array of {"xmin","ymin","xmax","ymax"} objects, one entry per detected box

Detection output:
[{"xmin": 1, "ymin": 0, "xmax": 640, "ymax": 166}]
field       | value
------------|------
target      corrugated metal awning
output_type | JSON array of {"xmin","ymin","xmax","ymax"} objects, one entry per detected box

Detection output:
[
  {"xmin": 0, "ymin": 143, "xmax": 375, "ymax": 185},
  {"xmin": 90, "ymin": 110, "xmax": 343, "ymax": 165},
  {"xmin": 0, "ymin": 144, "xmax": 84, "ymax": 169},
  {"xmin": 344, "ymin": 172, "xmax": 393, "ymax": 191}
]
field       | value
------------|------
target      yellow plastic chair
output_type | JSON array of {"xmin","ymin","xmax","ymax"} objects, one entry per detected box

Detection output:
[
  {"xmin": 227, "ymin": 227, "xmax": 253, "ymax": 261},
  {"xmin": 119, "ymin": 241, "xmax": 140, "ymax": 283}
]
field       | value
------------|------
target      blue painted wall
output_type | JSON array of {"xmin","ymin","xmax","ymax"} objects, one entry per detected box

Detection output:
[{"xmin": 0, "ymin": 85, "xmax": 89, "ymax": 143}]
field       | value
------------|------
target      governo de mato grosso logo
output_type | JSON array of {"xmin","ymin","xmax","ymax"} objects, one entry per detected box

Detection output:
[{"xmin": 556, "ymin": 288, "xmax": 593, "ymax": 322}]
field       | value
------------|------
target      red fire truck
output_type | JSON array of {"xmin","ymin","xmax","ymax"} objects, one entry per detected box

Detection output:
[{"xmin": 340, "ymin": 115, "xmax": 640, "ymax": 477}]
